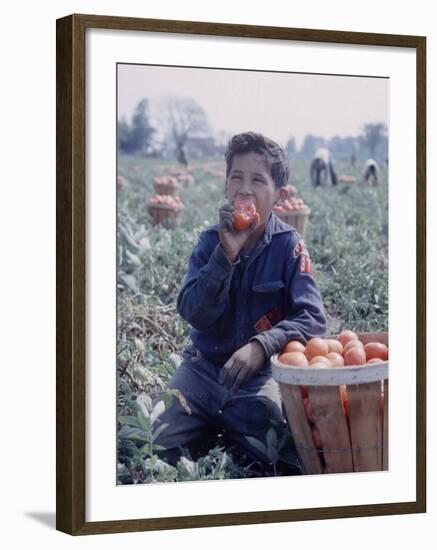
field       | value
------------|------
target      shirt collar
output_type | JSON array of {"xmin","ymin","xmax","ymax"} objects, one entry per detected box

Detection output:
[{"xmin": 263, "ymin": 213, "xmax": 292, "ymax": 243}]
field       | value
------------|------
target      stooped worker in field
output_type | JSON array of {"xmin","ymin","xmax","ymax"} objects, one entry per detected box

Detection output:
[
  {"xmin": 154, "ymin": 132, "xmax": 326, "ymax": 474},
  {"xmin": 310, "ymin": 147, "xmax": 338, "ymax": 186},
  {"xmin": 362, "ymin": 158, "xmax": 380, "ymax": 186}
]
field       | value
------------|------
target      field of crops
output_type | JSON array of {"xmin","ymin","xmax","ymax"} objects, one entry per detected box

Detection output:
[{"xmin": 116, "ymin": 154, "xmax": 388, "ymax": 484}]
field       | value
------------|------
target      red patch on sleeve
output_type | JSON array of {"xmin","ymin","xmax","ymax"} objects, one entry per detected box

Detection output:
[
  {"xmin": 266, "ymin": 307, "xmax": 283, "ymax": 325},
  {"xmin": 300, "ymin": 254, "xmax": 313, "ymax": 274},
  {"xmin": 255, "ymin": 315, "xmax": 273, "ymax": 333},
  {"xmin": 293, "ymin": 240, "xmax": 308, "ymax": 258}
]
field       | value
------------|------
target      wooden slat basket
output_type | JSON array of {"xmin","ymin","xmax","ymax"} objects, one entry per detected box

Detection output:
[
  {"xmin": 147, "ymin": 203, "xmax": 184, "ymax": 226},
  {"xmin": 153, "ymin": 181, "xmax": 181, "ymax": 196},
  {"xmin": 271, "ymin": 332, "xmax": 388, "ymax": 475},
  {"xmin": 276, "ymin": 208, "xmax": 311, "ymax": 236}
]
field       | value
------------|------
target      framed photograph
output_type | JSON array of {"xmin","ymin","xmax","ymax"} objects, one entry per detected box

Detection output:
[{"xmin": 56, "ymin": 13, "xmax": 426, "ymax": 535}]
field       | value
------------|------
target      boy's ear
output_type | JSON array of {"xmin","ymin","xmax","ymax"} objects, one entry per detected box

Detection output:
[{"xmin": 278, "ymin": 187, "xmax": 289, "ymax": 201}]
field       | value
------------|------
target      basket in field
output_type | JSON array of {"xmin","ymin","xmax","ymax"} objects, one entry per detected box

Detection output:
[
  {"xmin": 276, "ymin": 208, "xmax": 311, "ymax": 236},
  {"xmin": 147, "ymin": 203, "xmax": 184, "ymax": 225},
  {"xmin": 153, "ymin": 181, "xmax": 181, "ymax": 196},
  {"xmin": 271, "ymin": 332, "xmax": 388, "ymax": 475}
]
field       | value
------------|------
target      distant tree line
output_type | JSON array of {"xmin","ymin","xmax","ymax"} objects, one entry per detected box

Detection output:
[
  {"xmin": 119, "ymin": 97, "xmax": 388, "ymax": 164},
  {"xmin": 118, "ymin": 99, "xmax": 156, "ymax": 155},
  {"xmin": 118, "ymin": 96, "xmax": 215, "ymax": 162},
  {"xmin": 290, "ymin": 123, "xmax": 388, "ymax": 162}
]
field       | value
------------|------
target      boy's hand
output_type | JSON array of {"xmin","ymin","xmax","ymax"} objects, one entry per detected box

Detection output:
[
  {"xmin": 218, "ymin": 203, "xmax": 259, "ymax": 262},
  {"xmin": 219, "ymin": 341, "xmax": 267, "ymax": 394}
]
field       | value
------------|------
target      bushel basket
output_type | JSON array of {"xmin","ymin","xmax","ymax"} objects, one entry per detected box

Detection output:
[
  {"xmin": 147, "ymin": 203, "xmax": 184, "ymax": 226},
  {"xmin": 276, "ymin": 208, "xmax": 310, "ymax": 236},
  {"xmin": 271, "ymin": 332, "xmax": 388, "ymax": 475},
  {"xmin": 153, "ymin": 181, "xmax": 181, "ymax": 196}
]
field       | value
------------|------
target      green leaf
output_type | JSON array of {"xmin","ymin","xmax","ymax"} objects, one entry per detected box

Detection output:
[
  {"xmin": 150, "ymin": 401, "xmax": 165, "ymax": 424},
  {"xmin": 136, "ymin": 394, "xmax": 152, "ymax": 421},
  {"xmin": 118, "ymin": 378, "xmax": 133, "ymax": 399},
  {"xmin": 119, "ymin": 225, "xmax": 140, "ymax": 252},
  {"xmin": 151, "ymin": 444, "xmax": 166, "ymax": 452},
  {"xmin": 117, "ymin": 415, "xmax": 140, "ymax": 427},
  {"xmin": 139, "ymin": 394, "xmax": 153, "ymax": 411},
  {"xmin": 139, "ymin": 442, "xmax": 153, "ymax": 457},
  {"xmin": 177, "ymin": 456, "xmax": 196, "ymax": 477},
  {"xmin": 157, "ymin": 389, "xmax": 192, "ymax": 415},
  {"xmin": 151, "ymin": 422, "xmax": 168, "ymax": 441},
  {"xmin": 126, "ymin": 249, "xmax": 142, "ymax": 267},
  {"xmin": 136, "ymin": 410, "xmax": 151, "ymax": 432},
  {"xmin": 118, "ymin": 425, "xmax": 148, "ymax": 442},
  {"xmin": 119, "ymin": 273, "xmax": 139, "ymax": 293}
]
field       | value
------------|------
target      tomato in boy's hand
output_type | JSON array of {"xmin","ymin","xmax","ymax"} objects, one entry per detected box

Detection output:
[{"xmin": 233, "ymin": 200, "xmax": 258, "ymax": 230}]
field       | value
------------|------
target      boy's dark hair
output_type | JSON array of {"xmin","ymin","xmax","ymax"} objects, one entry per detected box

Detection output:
[{"xmin": 224, "ymin": 132, "xmax": 290, "ymax": 189}]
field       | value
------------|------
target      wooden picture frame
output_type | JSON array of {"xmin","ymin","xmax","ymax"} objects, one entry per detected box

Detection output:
[{"xmin": 56, "ymin": 13, "xmax": 426, "ymax": 535}]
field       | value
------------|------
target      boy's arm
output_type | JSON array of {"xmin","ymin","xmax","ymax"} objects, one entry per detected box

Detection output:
[
  {"xmin": 250, "ymin": 242, "xmax": 326, "ymax": 358},
  {"xmin": 177, "ymin": 232, "xmax": 238, "ymax": 330}
]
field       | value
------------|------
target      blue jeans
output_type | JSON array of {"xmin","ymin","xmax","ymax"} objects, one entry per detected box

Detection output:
[{"xmin": 154, "ymin": 347, "xmax": 301, "ymax": 474}]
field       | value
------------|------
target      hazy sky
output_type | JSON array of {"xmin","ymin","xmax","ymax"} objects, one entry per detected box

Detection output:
[{"xmin": 118, "ymin": 63, "xmax": 388, "ymax": 148}]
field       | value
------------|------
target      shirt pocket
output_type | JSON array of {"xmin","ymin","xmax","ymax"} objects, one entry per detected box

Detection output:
[{"xmin": 251, "ymin": 280, "xmax": 285, "ymax": 329}]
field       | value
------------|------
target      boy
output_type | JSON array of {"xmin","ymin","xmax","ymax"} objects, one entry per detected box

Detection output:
[{"xmin": 155, "ymin": 132, "xmax": 326, "ymax": 474}]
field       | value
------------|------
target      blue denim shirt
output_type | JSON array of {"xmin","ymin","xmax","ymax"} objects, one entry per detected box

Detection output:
[{"xmin": 177, "ymin": 214, "xmax": 326, "ymax": 365}]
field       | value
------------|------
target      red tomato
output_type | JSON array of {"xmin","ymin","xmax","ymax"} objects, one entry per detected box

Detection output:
[
  {"xmin": 305, "ymin": 337, "xmax": 329, "ymax": 360},
  {"xmin": 233, "ymin": 201, "xmax": 257, "ymax": 230},
  {"xmin": 344, "ymin": 347, "xmax": 366, "ymax": 366},
  {"xmin": 364, "ymin": 342, "xmax": 389, "ymax": 361},
  {"xmin": 283, "ymin": 340, "xmax": 306, "ymax": 354},
  {"xmin": 309, "ymin": 361, "xmax": 330, "ymax": 369},
  {"xmin": 309, "ymin": 355, "xmax": 331, "ymax": 367},
  {"xmin": 337, "ymin": 330, "xmax": 358, "ymax": 347},
  {"xmin": 343, "ymin": 339, "xmax": 364, "ymax": 354},
  {"xmin": 326, "ymin": 339, "xmax": 343, "ymax": 355},
  {"xmin": 327, "ymin": 352, "xmax": 344, "ymax": 367},
  {"xmin": 278, "ymin": 351, "xmax": 309, "ymax": 368}
]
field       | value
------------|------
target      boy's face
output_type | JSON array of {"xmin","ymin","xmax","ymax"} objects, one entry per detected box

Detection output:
[{"xmin": 225, "ymin": 152, "xmax": 287, "ymax": 226}]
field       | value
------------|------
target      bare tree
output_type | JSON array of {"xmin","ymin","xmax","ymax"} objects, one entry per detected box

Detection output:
[{"xmin": 164, "ymin": 97, "xmax": 211, "ymax": 165}]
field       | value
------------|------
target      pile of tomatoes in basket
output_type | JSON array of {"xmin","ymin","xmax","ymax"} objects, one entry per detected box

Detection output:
[
  {"xmin": 153, "ymin": 175, "xmax": 179, "ymax": 186},
  {"xmin": 147, "ymin": 194, "xmax": 183, "ymax": 208},
  {"xmin": 278, "ymin": 330, "xmax": 388, "ymax": 369},
  {"xmin": 278, "ymin": 330, "xmax": 388, "ymax": 432},
  {"xmin": 273, "ymin": 197, "xmax": 309, "ymax": 214}
]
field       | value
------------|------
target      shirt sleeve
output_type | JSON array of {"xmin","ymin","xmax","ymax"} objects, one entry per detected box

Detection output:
[
  {"xmin": 250, "ymin": 237, "xmax": 327, "ymax": 357},
  {"xmin": 177, "ymin": 231, "xmax": 239, "ymax": 330}
]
